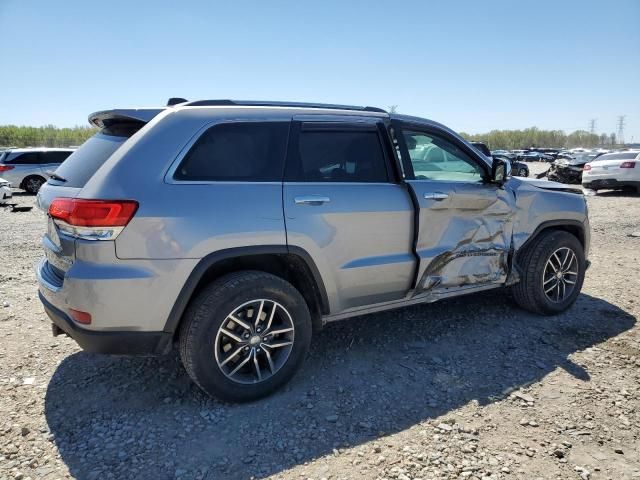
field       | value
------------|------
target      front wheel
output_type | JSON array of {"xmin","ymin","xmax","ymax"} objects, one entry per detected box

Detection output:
[
  {"xmin": 512, "ymin": 230, "xmax": 585, "ymax": 315},
  {"xmin": 518, "ymin": 168, "xmax": 528, "ymax": 177},
  {"xmin": 179, "ymin": 271, "xmax": 312, "ymax": 402}
]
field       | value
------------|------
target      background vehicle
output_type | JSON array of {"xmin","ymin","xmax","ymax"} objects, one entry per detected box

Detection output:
[
  {"xmin": 520, "ymin": 151, "xmax": 554, "ymax": 162},
  {"xmin": 36, "ymin": 100, "xmax": 589, "ymax": 402},
  {"xmin": 0, "ymin": 177, "xmax": 11, "ymax": 203},
  {"xmin": 540, "ymin": 151, "xmax": 604, "ymax": 184},
  {"xmin": 471, "ymin": 142, "xmax": 528, "ymax": 177},
  {"xmin": 491, "ymin": 149, "xmax": 516, "ymax": 160},
  {"xmin": 0, "ymin": 148, "xmax": 74, "ymax": 193},
  {"xmin": 582, "ymin": 150, "xmax": 640, "ymax": 192}
]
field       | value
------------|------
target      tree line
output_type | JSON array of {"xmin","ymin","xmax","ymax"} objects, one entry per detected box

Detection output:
[
  {"xmin": 0, "ymin": 125, "xmax": 96, "ymax": 148},
  {"xmin": 459, "ymin": 127, "xmax": 619, "ymax": 150},
  {"xmin": 0, "ymin": 124, "xmax": 622, "ymax": 150}
]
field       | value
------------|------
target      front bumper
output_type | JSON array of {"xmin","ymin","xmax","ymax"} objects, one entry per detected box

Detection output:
[
  {"xmin": 0, "ymin": 186, "xmax": 11, "ymax": 202},
  {"xmin": 39, "ymin": 291, "xmax": 172, "ymax": 354}
]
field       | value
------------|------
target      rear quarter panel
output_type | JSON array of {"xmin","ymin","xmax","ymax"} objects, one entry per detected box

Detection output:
[{"xmin": 79, "ymin": 108, "xmax": 289, "ymax": 260}]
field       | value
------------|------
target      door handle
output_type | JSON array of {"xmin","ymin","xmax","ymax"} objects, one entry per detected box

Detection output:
[
  {"xmin": 294, "ymin": 195, "xmax": 331, "ymax": 205},
  {"xmin": 424, "ymin": 192, "xmax": 449, "ymax": 200}
]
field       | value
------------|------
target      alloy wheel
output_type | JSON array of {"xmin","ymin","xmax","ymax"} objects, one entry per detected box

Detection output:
[
  {"xmin": 214, "ymin": 299, "xmax": 295, "ymax": 384},
  {"xmin": 542, "ymin": 247, "xmax": 579, "ymax": 303},
  {"xmin": 26, "ymin": 177, "xmax": 44, "ymax": 193}
]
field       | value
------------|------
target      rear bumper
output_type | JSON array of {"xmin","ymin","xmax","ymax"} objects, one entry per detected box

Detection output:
[
  {"xmin": 582, "ymin": 178, "xmax": 639, "ymax": 189},
  {"xmin": 39, "ymin": 291, "xmax": 172, "ymax": 355}
]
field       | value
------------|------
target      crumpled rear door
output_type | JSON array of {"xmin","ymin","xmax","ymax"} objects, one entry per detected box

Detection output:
[{"xmin": 406, "ymin": 179, "xmax": 515, "ymax": 294}]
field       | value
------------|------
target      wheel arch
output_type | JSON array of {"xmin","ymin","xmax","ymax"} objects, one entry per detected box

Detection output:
[
  {"xmin": 163, "ymin": 245, "xmax": 329, "ymax": 339},
  {"xmin": 514, "ymin": 220, "xmax": 586, "ymax": 266}
]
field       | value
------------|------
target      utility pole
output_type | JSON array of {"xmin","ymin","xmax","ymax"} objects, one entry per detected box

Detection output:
[
  {"xmin": 616, "ymin": 115, "xmax": 626, "ymax": 145},
  {"xmin": 588, "ymin": 119, "xmax": 597, "ymax": 135}
]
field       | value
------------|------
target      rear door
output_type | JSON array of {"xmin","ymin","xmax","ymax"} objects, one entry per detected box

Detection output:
[
  {"xmin": 394, "ymin": 121, "xmax": 515, "ymax": 295},
  {"xmin": 283, "ymin": 116, "xmax": 415, "ymax": 313}
]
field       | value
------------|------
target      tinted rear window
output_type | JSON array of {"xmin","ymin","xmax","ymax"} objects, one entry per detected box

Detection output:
[
  {"xmin": 50, "ymin": 133, "xmax": 130, "ymax": 187},
  {"xmin": 596, "ymin": 152, "xmax": 639, "ymax": 161},
  {"xmin": 288, "ymin": 127, "xmax": 388, "ymax": 182},
  {"xmin": 174, "ymin": 122, "xmax": 289, "ymax": 181},
  {"xmin": 6, "ymin": 151, "xmax": 41, "ymax": 165}
]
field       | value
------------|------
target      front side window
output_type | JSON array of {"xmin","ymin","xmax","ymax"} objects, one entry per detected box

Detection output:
[
  {"xmin": 403, "ymin": 130, "xmax": 484, "ymax": 182},
  {"xmin": 289, "ymin": 127, "xmax": 388, "ymax": 182},
  {"xmin": 175, "ymin": 122, "xmax": 289, "ymax": 181}
]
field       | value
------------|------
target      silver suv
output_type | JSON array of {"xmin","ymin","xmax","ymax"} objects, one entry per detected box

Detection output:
[
  {"xmin": 0, "ymin": 148, "xmax": 75, "ymax": 193},
  {"xmin": 36, "ymin": 100, "xmax": 590, "ymax": 402}
]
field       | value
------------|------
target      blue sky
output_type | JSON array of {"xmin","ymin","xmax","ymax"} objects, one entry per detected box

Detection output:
[{"xmin": 1, "ymin": 0, "xmax": 639, "ymax": 140}]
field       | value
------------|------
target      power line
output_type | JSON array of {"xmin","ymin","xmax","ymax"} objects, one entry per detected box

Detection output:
[{"xmin": 616, "ymin": 115, "xmax": 626, "ymax": 144}]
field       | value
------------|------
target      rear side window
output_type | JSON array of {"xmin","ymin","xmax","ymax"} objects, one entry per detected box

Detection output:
[
  {"xmin": 50, "ymin": 124, "xmax": 140, "ymax": 188},
  {"xmin": 6, "ymin": 152, "xmax": 41, "ymax": 165},
  {"xmin": 174, "ymin": 122, "xmax": 289, "ymax": 181},
  {"xmin": 41, "ymin": 151, "xmax": 73, "ymax": 164},
  {"xmin": 288, "ymin": 126, "xmax": 389, "ymax": 182}
]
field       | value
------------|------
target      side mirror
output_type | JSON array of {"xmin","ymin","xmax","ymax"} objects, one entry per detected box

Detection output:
[{"xmin": 491, "ymin": 157, "xmax": 511, "ymax": 184}]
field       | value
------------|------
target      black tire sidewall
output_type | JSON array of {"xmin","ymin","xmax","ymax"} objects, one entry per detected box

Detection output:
[
  {"xmin": 528, "ymin": 232, "xmax": 586, "ymax": 314},
  {"xmin": 181, "ymin": 272, "xmax": 312, "ymax": 402}
]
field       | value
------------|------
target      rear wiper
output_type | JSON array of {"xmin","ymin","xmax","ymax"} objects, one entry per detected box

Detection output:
[{"xmin": 47, "ymin": 172, "xmax": 67, "ymax": 183}]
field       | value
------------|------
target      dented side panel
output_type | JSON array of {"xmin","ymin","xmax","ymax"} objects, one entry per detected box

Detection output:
[{"xmin": 406, "ymin": 180, "xmax": 516, "ymax": 294}]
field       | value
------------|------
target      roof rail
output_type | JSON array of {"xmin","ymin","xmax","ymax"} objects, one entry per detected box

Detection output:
[{"xmin": 181, "ymin": 99, "xmax": 387, "ymax": 113}]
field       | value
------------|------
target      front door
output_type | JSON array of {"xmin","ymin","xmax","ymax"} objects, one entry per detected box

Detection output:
[
  {"xmin": 395, "ymin": 122, "xmax": 516, "ymax": 294},
  {"xmin": 283, "ymin": 116, "xmax": 415, "ymax": 313}
]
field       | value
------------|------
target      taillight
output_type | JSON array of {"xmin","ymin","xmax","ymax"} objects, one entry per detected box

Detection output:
[
  {"xmin": 0, "ymin": 165, "xmax": 15, "ymax": 172},
  {"xmin": 583, "ymin": 164, "xmax": 591, "ymax": 171},
  {"xmin": 49, "ymin": 198, "xmax": 138, "ymax": 240},
  {"xmin": 620, "ymin": 161, "xmax": 636, "ymax": 168}
]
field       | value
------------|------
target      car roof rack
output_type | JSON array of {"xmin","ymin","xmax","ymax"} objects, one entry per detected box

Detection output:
[{"xmin": 180, "ymin": 99, "xmax": 387, "ymax": 113}]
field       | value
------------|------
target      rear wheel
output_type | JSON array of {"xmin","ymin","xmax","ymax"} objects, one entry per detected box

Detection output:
[
  {"xmin": 512, "ymin": 230, "xmax": 585, "ymax": 315},
  {"xmin": 518, "ymin": 168, "xmax": 528, "ymax": 177},
  {"xmin": 179, "ymin": 271, "xmax": 312, "ymax": 402},
  {"xmin": 23, "ymin": 175, "xmax": 45, "ymax": 194}
]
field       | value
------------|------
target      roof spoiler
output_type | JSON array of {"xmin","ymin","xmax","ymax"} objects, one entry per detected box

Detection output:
[{"xmin": 88, "ymin": 108, "xmax": 165, "ymax": 128}]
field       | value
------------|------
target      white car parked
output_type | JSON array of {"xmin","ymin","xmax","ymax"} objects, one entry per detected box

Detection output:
[
  {"xmin": 0, "ymin": 177, "xmax": 11, "ymax": 204},
  {"xmin": 0, "ymin": 148, "xmax": 75, "ymax": 193},
  {"xmin": 582, "ymin": 150, "xmax": 640, "ymax": 193}
]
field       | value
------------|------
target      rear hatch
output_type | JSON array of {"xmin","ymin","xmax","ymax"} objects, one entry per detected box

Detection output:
[{"xmin": 38, "ymin": 109, "xmax": 162, "ymax": 281}]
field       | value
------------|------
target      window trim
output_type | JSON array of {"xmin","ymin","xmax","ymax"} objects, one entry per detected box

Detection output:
[
  {"xmin": 165, "ymin": 118, "xmax": 291, "ymax": 184},
  {"xmin": 393, "ymin": 121, "xmax": 491, "ymax": 183},
  {"xmin": 284, "ymin": 120, "xmax": 395, "ymax": 184}
]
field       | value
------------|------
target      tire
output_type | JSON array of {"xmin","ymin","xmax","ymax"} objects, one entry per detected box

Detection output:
[
  {"xmin": 512, "ymin": 230, "xmax": 585, "ymax": 315},
  {"xmin": 518, "ymin": 168, "xmax": 528, "ymax": 177},
  {"xmin": 179, "ymin": 271, "xmax": 312, "ymax": 402},
  {"xmin": 23, "ymin": 175, "xmax": 45, "ymax": 194}
]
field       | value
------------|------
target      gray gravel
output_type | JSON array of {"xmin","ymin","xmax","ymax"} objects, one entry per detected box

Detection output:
[{"xmin": 1, "ymin": 171, "xmax": 639, "ymax": 480}]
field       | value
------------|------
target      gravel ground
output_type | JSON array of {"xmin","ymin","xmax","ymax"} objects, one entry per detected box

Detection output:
[{"xmin": 1, "ymin": 165, "xmax": 639, "ymax": 480}]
